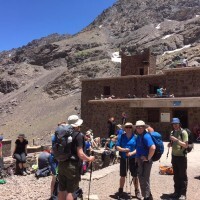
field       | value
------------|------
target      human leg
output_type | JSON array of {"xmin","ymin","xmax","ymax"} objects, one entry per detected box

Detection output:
[
  {"xmin": 118, "ymin": 158, "xmax": 127, "ymax": 195},
  {"xmin": 137, "ymin": 158, "xmax": 152, "ymax": 199},
  {"xmin": 172, "ymin": 155, "xmax": 181, "ymax": 195}
]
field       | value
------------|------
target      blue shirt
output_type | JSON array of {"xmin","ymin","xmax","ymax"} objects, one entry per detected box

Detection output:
[
  {"xmin": 136, "ymin": 132, "xmax": 154, "ymax": 157},
  {"xmin": 117, "ymin": 129, "xmax": 124, "ymax": 137},
  {"xmin": 116, "ymin": 133, "xmax": 136, "ymax": 159}
]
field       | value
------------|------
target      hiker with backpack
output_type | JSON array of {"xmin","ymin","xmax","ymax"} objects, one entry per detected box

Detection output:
[
  {"xmin": 116, "ymin": 122, "xmax": 142, "ymax": 199},
  {"xmin": 135, "ymin": 120, "xmax": 156, "ymax": 200},
  {"xmin": 53, "ymin": 115, "xmax": 95, "ymax": 200},
  {"xmin": 167, "ymin": 118, "xmax": 189, "ymax": 200}
]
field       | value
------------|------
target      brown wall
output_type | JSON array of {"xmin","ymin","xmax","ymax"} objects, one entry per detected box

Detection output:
[
  {"xmin": 121, "ymin": 49, "xmax": 156, "ymax": 76},
  {"xmin": 81, "ymin": 68, "xmax": 200, "ymax": 139}
]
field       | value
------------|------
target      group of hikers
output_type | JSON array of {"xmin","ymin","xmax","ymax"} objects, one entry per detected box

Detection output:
[{"xmin": 0, "ymin": 114, "xmax": 190, "ymax": 200}]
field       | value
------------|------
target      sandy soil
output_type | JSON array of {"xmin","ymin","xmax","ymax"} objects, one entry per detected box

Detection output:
[{"xmin": 0, "ymin": 142, "xmax": 200, "ymax": 200}]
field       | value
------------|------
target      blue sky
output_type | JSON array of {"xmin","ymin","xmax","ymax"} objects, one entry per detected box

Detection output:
[{"xmin": 0, "ymin": 0, "xmax": 116, "ymax": 51}]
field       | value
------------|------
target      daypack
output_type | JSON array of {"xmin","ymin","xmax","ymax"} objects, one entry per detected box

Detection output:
[
  {"xmin": 180, "ymin": 128, "xmax": 194, "ymax": 154},
  {"xmin": 143, "ymin": 132, "xmax": 164, "ymax": 162},
  {"xmin": 52, "ymin": 124, "xmax": 77, "ymax": 162}
]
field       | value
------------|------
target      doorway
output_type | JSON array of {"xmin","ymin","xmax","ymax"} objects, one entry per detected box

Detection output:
[{"xmin": 173, "ymin": 110, "xmax": 188, "ymax": 128}]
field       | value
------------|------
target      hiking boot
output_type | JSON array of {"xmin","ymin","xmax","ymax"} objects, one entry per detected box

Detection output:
[
  {"xmin": 178, "ymin": 195, "xmax": 186, "ymax": 200},
  {"xmin": 169, "ymin": 192, "xmax": 179, "ymax": 198},
  {"xmin": 135, "ymin": 189, "xmax": 142, "ymax": 200},
  {"xmin": 118, "ymin": 188, "xmax": 123, "ymax": 198},
  {"xmin": 24, "ymin": 169, "xmax": 30, "ymax": 175},
  {"xmin": 22, "ymin": 170, "xmax": 27, "ymax": 176}
]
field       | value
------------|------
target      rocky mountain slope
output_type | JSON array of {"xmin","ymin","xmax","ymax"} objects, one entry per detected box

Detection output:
[{"xmin": 0, "ymin": 0, "xmax": 200, "ymax": 143}]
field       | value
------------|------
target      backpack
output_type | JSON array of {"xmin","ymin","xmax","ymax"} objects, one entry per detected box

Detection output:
[
  {"xmin": 180, "ymin": 128, "xmax": 194, "ymax": 154},
  {"xmin": 52, "ymin": 124, "xmax": 78, "ymax": 162},
  {"xmin": 143, "ymin": 132, "xmax": 164, "ymax": 162}
]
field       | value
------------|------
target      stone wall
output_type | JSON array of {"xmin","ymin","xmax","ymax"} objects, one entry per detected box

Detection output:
[
  {"xmin": 81, "ymin": 67, "xmax": 200, "ymax": 139},
  {"xmin": 2, "ymin": 139, "xmax": 12, "ymax": 157},
  {"xmin": 121, "ymin": 49, "xmax": 156, "ymax": 76}
]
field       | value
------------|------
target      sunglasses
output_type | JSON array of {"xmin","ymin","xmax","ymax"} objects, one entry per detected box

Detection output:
[
  {"xmin": 125, "ymin": 126, "xmax": 132, "ymax": 129},
  {"xmin": 136, "ymin": 126, "xmax": 145, "ymax": 129}
]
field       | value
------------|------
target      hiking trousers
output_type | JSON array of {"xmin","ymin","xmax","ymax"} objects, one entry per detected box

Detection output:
[
  {"xmin": 172, "ymin": 155, "xmax": 188, "ymax": 196},
  {"xmin": 137, "ymin": 158, "xmax": 153, "ymax": 198}
]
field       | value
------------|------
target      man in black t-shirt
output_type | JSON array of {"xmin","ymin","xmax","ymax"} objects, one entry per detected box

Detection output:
[
  {"xmin": 58, "ymin": 115, "xmax": 95, "ymax": 200},
  {"xmin": 12, "ymin": 134, "xmax": 28, "ymax": 175}
]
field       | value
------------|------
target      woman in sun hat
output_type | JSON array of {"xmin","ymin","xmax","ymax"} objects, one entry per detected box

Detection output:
[
  {"xmin": 116, "ymin": 122, "xmax": 142, "ymax": 199},
  {"xmin": 12, "ymin": 134, "xmax": 29, "ymax": 176}
]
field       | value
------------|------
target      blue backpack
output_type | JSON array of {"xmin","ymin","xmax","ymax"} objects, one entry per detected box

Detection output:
[{"xmin": 143, "ymin": 132, "xmax": 164, "ymax": 162}]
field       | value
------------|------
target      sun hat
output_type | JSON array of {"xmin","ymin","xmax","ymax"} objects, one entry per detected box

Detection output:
[
  {"xmin": 110, "ymin": 135, "xmax": 115, "ymax": 138},
  {"xmin": 134, "ymin": 120, "xmax": 149, "ymax": 128},
  {"xmin": 124, "ymin": 122, "xmax": 133, "ymax": 128},
  {"xmin": 116, "ymin": 124, "xmax": 122, "ymax": 129},
  {"xmin": 68, "ymin": 115, "xmax": 83, "ymax": 127},
  {"xmin": 18, "ymin": 134, "xmax": 26, "ymax": 138},
  {"xmin": 171, "ymin": 118, "xmax": 180, "ymax": 124},
  {"xmin": 86, "ymin": 130, "xmax": 92, "ymax": 135}
]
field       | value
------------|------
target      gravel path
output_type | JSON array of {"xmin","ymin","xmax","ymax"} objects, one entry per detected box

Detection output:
[{"xmin": 0, "ymin": 142, "xmax": 200, "ymax": 200}]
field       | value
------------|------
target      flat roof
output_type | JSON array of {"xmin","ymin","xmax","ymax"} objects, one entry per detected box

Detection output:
[{"xmin": 89, "ymin": 97, "xmax": 200, "ymax": 108}]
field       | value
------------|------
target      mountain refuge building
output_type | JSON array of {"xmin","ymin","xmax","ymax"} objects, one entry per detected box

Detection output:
[{"xmin": 81, "ymin": 49, "xmax": 200, "ymax": 140}]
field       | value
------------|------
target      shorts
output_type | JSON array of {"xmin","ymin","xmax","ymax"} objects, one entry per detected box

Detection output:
[
  {"xmin": 58, "ymin": 160, "xmax": 81, "ymax": 192},
  {"xmin": 120, "ymin": 157, "xmax": 138, "ymax": 177}
]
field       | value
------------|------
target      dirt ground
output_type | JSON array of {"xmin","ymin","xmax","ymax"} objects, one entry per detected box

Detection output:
[{"xmin": 0, "ymin": 142, "xmax": 200, "ymax": 200}]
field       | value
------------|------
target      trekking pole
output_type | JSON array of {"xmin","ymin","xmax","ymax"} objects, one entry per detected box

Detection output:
[
  {"xmin": 128, "ymin": 157, "xmax": 132, "ymax": 199},
  {"xmin": 166, "ymin": 147, "xmax": 170, "ymax": 159},
  {"xmin": 125, "ymin": 157, "xmax": 128, "ymax": 193},
  {"xmin": 88, "ymin": 152, "xmax": 94, "ymax": 200}
]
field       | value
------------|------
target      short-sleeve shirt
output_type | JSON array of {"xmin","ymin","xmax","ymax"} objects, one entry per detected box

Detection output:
[
  {"xmin": 117, "ymin": 129, "xmax": 124, "ymax": 137},
  {"xmin": 136, "ymin": 132, "xmax": 154, "ymax": 157},
  {"xmin": 71, "ymin": 132, "xmax": 84, "ymax": 159},
  {"xmin": 171, "ymin": 129, "xmax": 188, "ymax": 156},
  {"xmin": 15, "ymin": 139, "xmax": 28, "ymax": 154},
  {"xmin": 116, "ymin": 133, "xmax": 137, "ymax": 159}
]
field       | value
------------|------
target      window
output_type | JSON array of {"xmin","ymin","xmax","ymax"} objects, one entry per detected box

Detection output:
[
  {"xmin": 103, "ymin": 86, "xmax": 110, "ymax": 95},
  {"xmin": 139, "ymin": 68, "xmax": 144, "ymax": 75},
  {"xmin": 149, "ymin": 84, "xmax": 159, "ymax": 94},
  {"xmin": 148, "ymin": 109, "xmax": 160, "ymax": 122}
]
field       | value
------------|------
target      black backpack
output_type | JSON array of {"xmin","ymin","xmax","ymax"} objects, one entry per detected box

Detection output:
[
  {"xmin": 52, "ymin": 124, "xmax": 79, "ymax": 162},
  {"xmin": 180, "ymin": 128, "xmax": 194, "ymax": 154}
]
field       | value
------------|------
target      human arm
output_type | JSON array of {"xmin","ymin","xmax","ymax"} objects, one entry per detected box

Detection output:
[
  {"xmin": 116, "ymin": 145, "xmax": 130, "ymax": 153},
  {"xmin": 77, "ymin": 147, "xmax": 95, "ymax": 162},
  {"xmin": 126, "ymin": 149, "xmax": 136, "ymax": 157},
  {"xmin": 12, "ymin": 145, "xmax": 17, "ymax": 157},
  {"xmin": 170, "ymin": 135, "xmax": 188, "ymax": 148}
]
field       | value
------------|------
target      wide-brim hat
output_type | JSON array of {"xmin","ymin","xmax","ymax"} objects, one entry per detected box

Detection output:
[
  {"xmin": 124, "ymin": 122, "xmax": 134, "ymax": 128},
  {"xmin": 18, "ymin": 134, "xmax": 26, "ymax": 138},
  {"xmin": 86, "ymin": 130, "xmax": 92, "ymax": 136},
  {"xmin": 134, "ymin": 120, "xmax": 149, "ymax": 128},
  {"xmin": 116, "ymin": 124, "xmax": 122, "ymax": 129},
  {"xmin": 68, "ymin": 115, "xmax": 83, "ymax": 127}
]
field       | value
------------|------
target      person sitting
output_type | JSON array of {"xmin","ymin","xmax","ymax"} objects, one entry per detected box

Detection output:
[
  {"xmin": 86, "ymin": 130, "xmax": 101, "ymax": 149},
  {"xmin": 12, "ymin": 134, "xmax": 29, "ymax": 176},
  {"xmin": 35, "ymin": 146, "xmax": 52, "ymax": 178}
]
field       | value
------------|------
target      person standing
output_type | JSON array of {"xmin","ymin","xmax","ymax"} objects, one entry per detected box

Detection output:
[
  {"xmin": 168, "ymin": 118, "xmax": 188, "ymax": 200},
  {"xmin": 107, "ymin": 117, "xmax": 116, "ymax": 138},
  {"xmin": 135, "ymin": 120, "xmax": 155, "ymax": 200},
  {"xmin": 58, "ymin": 115, "xmax": 95, "ymax": 200},
  {"xmin": 116, "ymin": 122, "xmax": 142, "ymax": 199},
  {"xmin": 12, "ymin": 134, "xmax": 29, "ymax": 175}
]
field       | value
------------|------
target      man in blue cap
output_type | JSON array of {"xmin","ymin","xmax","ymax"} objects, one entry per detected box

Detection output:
[{"xmin": 168, "ymin": 118, "xmax": 188, "ymax": 200}]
